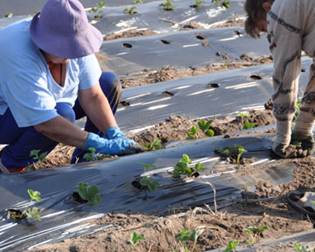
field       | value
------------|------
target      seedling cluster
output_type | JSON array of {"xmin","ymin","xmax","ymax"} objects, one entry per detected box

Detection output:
[
  {"xmin": 237, "ymin": 112, "xmax": 257, "ymax": 130},
  {"xmin": 74, "ymin": 182, "xmax": 102, "ymax": 206},
  {"xmin": 293, "ymin": 243, "xmax": 314, "ymax": 252},
  {"xmin": 244, "ymin": 225, "xmax": 268, "ymax": 244},
  {"xmin": 187, "ymin": 119, "xmax": 216, "ymax": 139},
  {"xmin": 176, "ymin": 227, "xmax": 204, "ymax": 252},
  {"xmin": 124, "ymin": 6, "xmax": 138, "ymax": 15},
  {"xmin": 144, "ymin": 138, "xmax": 163, "ymax": 151},
  {"xmin": 139, "ymin": 176, "xmax": 160, "ymax": 192},
  {"xmin": 132, "ymin": 163, "xmax": 160, "ymax": 192},
  {"xmin": 172, "ymin": 154, "xmax": 205, "ymax": 178},
  {"xmin": 215, "ymin": 145, "xmax": 247, "ymax": 164}
]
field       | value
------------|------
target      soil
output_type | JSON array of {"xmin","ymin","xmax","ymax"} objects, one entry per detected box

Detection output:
[
  {"xmin": 103, "ymin": 28, "xmax": 158, "ymax": 41},
  {"xmin": 120, "ymin": 55, "xmax": 273, "ymax": 88},
  {"xmin": 209, "ymin": 18, "xmax": 245, "ymax": 29},
  {"xmin": 32, "ymin": 157, "xmax": 315, "ymax": 252}
]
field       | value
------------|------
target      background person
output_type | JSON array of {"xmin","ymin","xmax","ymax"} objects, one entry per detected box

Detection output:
[{"xmin": 244, "ymin": 0, "xmax": 315, "ymax": 158}]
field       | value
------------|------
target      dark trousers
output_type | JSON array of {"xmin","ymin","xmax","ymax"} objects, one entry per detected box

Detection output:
[{"xmin": 0, "ymin": 72, "xmax": 121, "ymax": 169}]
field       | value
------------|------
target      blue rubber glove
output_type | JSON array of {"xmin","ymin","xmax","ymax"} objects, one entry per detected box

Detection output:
[
  {"xmin": 104, "ymin": 127, "xmax": 125, "ymax": 139},
  {"xmin": 83, "ymin": 132, "xmax": 138, "ymax": 155}
]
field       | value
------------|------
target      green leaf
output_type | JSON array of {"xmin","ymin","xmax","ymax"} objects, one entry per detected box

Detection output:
[
  {"xmin": 176, "ymin": 227, "xmax": 204, "ymax": 243},
  {"xmin": 144, "ymin": 138, "xmax": 162, "ymax": 151},
  {"xmin": 172, "ymin": 154, "xmax": 203, "ymax": 178},
  {"xmin": 224, "ymin": 240, "xmax": 239, "ymax": 252},
  {"xmin": 162, "ymin": 0, "xmax": 174, "ymax": 11},
  {"xmin": 205, "ymin": 128, "xmax": 215, "ymax": 137},
  {"xmin": 293, "ymin": 242, "xmax": 310, "ymax": 252},
  {"xmin": 238, "ymin": 112, "xmax": 249, "ymax": 118},
  {"xmin": 181, "ymin": 154, "xmax": 192, "ymax": 164},
  {"xmin": 124, "ymin": 6, "xmax": 138, "ymax": 15},
  {"xmin": 139, "ymin": 176, "xmax": 160, "ymax": 192},
  {"xmin": 186, "ymin": 126, "xmax": 198, "ymax": 139},
  {"xmin": 212, "ymin": 0, "xmax": 230, "ymax": 8},
  {"xmin": 76, "ymin": 182, "xmax": 101, "ymax": 206},
  {"xmin": 243, "ymin": 121, "xmax": 256, "ymax": 130},
  {"xmin": 129, "ymin": 231, "xmax": 145, "ymax": 246},
  {"xmin": 194, "ymin": 0, "xmax": 203, "ymax": 9},
  {"xmin": 83, "ymin": 147, "xmax": 97, "ymax": 161},
  {"xmin": 24, "ymin": 207, "xmax": 41, "ymax": 221},
  {"xmin": 194, "ymin": 163, "xmax": 205, "ymax": 172},
  {"xmin": 244, "ymin": 225, "xmax": 268, "ymax": 235},
  {"xmin": 91, "ymin": 0, "xmax": 106, "ymax": 12},
  {"xmin": 27, "ymin": 189, "xmax": 42, "ymax": 202},
  {"xmin": 197, "ymin": 119, "xmax": 211, "ymax": 132},
  {"xmin": 176, "ymin": 228, "xmax": 194, "ymax": 242},
  {"xmin": 30, "ymin": 149, "xmax": 40, "ymax": 159}
]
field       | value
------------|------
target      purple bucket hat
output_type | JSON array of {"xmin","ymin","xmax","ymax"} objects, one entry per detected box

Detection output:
[{"xmin": 30, "ymin": 0, "xmax": 103, "ymax": 59}]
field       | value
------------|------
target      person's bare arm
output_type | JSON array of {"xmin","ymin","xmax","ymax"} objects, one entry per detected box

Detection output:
[
  {"xmin": 78, "ymin": 83, "xmax": 118, "ymax": 133},
  {"xmin": 34, "ymin": 116, "xmax": 88, "ymax": 147}
]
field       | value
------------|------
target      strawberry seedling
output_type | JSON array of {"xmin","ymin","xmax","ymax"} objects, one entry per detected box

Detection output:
[
  {"xmin": 82, "ymin": 147, "xmax": 109, "ymax": 162},
  {"xmin": 161, "ymin": 0, "xmax": 175, "ymax": 11},
  {"xmin": 25, "ymin": 207, "xmax": 41, "ymax": 222},
  {"xmin": 27, "ymin": 189, "xmax": 42, "ymax": 202},
  {"xmin": 129, "ymin": 231, "xmax": 145, "ymax": 246},
  {"xmin": 197, "ymin": 119, "xmax": 216, "ymax": 137},
  {"xmin": 140, "ymin": 176, "xmax": 159, "ymax": 192},
  {"xmin": 176, "ymin": 227, "xmax": 204, "ymax": 252},
  {"xmin": 215, "ymin": 145, "xmax": 247, "ymax": 164},
  {"xmin": 244, "ymin": 225, "xmax": 268, "ymax": 244},
  {"xmin": 132, "ymin": 163, "xmax": 160, "ymax": 192},
  {"xmin": 212, "ymin": 0, "xmax": 230, "ymax": 8},
  {"xmin": 243, "ymin": 121, "xmax": 256, "ymax": 130},
  {"xmin": 293, "ymin": 242, "xmax": 312, "ymax": 252},
  {"xmin": 83, "ymin": 147, "xmax": 97, "ymax": 161},
  {"xmin": 73, "ymin": 182, "xmax": 101, "ymax": 206},
  {"xmin": 238, "ymin": 112, "xmax": 249, "ymax": 119},
  {"xmin": 192, "ymin": 0, "xmax": 203, "ymax": 9},
  {"xmin": 144, "ymin": 138, "xmax": 162, "ymax": 151},
  {"xmin": 124, "ymin": 6, "xmax": 138, "ymax": 15},
  {"xmin": 91, "ymin": 0, "xmax": 106, "ymax": 12},
  {"xmin": 135, "ymin": 176, "xmax": 160, "ymax": 192},
  {"xmin": 224, "ymin": 240, "xmax": 239, "ymax": 252},
  {"xmin": 172, "ymin": 154, "xmax": 205, "ymax": 178},
  {"xmin": 187, "ymin": 126, "xmax": 198, "ymax": 139},
  {"xmin": 30, "ymin": 149, "xmax": 47, "ymax": 162}
]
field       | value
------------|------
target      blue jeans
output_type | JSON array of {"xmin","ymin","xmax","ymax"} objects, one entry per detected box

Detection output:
[{"xmin": 0, "ymin": 72, "xmax": 121, "ymax": 169}]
